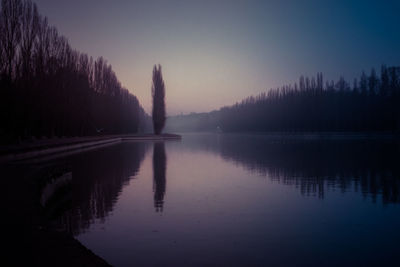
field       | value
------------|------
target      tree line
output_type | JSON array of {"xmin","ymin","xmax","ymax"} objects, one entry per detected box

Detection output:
[
  {"xmin": 0, "ymin": 0, "xmax": 147, "ymax": 144},
  {"xmin": 166, "ymin": 66, "xmax": 400, "ymax": 133}
]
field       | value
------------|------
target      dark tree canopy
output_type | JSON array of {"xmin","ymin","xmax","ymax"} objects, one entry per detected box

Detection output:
[{"xmin": 152, "ymin": 64, "xmax": 166, "ymax": 135}]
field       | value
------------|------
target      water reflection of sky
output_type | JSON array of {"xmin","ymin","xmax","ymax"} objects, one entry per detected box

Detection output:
[{"xmin": 52, "ymin": 134, "xmax": 400, "ymax": 266}]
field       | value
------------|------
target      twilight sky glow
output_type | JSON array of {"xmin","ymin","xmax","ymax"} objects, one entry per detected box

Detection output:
[{"xmin": 35, "ymin": 0, "xmax": 400, "ymax": 115}]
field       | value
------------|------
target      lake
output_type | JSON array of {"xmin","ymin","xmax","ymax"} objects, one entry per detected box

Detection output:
[{"xmin": 44, "ymin": 133, "xmax": 400, "ymax": 266}]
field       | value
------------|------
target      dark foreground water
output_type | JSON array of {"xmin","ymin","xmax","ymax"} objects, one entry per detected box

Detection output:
[{"xmin": 44, "ymin": 134, "xmax": 400, "ymax": 266}]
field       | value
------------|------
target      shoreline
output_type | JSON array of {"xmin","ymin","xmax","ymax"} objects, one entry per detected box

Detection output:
[{"xmin": 0, "ymin": 133, "xmax": 181, "ymax": 163}]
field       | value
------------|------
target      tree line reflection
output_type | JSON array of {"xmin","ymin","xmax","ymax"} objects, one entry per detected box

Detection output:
[
  {"xmin": 54, "ymin": 142, "xmax": 149, "ymax": 235},
  {"xmin": 49, "ymin": 141, "xmax": 168, "ymax": 235},
  {"xmin": 182, "ymin": 134, "xmax": 400, "ymax": 204},
  {"xmin": 47, "ymin": 135, "xmax": 399, "ymax": 236}
]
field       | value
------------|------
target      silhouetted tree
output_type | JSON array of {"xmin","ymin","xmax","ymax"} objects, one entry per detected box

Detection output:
[
  {"xmin": 151, "ymin": 64, "xmax": 166, "ymax": 135},
  {"xmin": 0, "ymin": 0, "xmax": 147, "ymax": 144},
  {"xmin": 369, "ymin": 68, "xmax": 378, "ymax": 96},
  {"xmin": 380, "ymin": 65, "xmax": 389, "ymax": 97},
  {"xmin": 0, "ymin": 0, "xmax": 22, "ymax": 79},
  {"xmin": 20, "ymin": 0, "xmax": 38, "ymax": 80}
]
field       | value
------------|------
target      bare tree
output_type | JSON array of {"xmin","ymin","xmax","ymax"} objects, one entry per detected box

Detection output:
[
  {"xmin": 20, "ymin": 0, "xmax": 38, "ymax": 79},
  {"xmin": 0, "ymin": 0, "xmax": 23, "ymax": 79},
  {"xmin": 34, "ymin": 15, "xmax": 48, "ymax": 76}
]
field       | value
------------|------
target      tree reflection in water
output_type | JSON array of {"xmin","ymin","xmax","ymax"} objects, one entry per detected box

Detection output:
[
  {"xmin": 55, "ymin": 142, "xmax": 149, "ymax": 235},
  {"xmin": 152, "ymin": 142, "xmax": 167, "ymax": 212},
  {"xmin": 180, "ymin": 134, "xmax": 400, "ymax": 204},
  {"xmin": 49, "ymin": 134, "xmax": 400, "ymax": 237}
]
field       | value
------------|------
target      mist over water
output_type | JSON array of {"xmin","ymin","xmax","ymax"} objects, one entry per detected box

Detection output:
[{"xmin": 39, "ymin": 134, "xmax": 400, "ymax": 266}]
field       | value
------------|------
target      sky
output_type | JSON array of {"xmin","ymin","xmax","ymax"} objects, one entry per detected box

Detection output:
[{"xmin": 34, "ymin": 0, "xmax": 400, "ymax": 115}]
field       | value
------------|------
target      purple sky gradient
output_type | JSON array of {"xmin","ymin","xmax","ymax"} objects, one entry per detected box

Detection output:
[{"xmin": 34, "ymin": 0, "xmax": 400, "ymax": 115}]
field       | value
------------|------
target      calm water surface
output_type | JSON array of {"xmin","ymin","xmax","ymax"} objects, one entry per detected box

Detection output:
[{"xmin": 47, "ymin": 133, "xmax": 400, "ymax": 266}]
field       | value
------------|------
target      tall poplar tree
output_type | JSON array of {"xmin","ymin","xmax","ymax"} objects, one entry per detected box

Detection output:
[{"xmin": 151, "ymin": 64, "xmax": 166, "ymax": 135}]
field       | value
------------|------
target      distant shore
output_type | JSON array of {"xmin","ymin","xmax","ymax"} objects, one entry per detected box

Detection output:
[
  {"xmin": 219, "ymin": 131, "xmax": 400, "ymax": 139},
  {"xmin": 169, "ymin": 131, "xmax": 400, "ymax": 139},
  {"xmin": 0, "ymin": 134, "xmax": 181, "ymax": 163}
]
